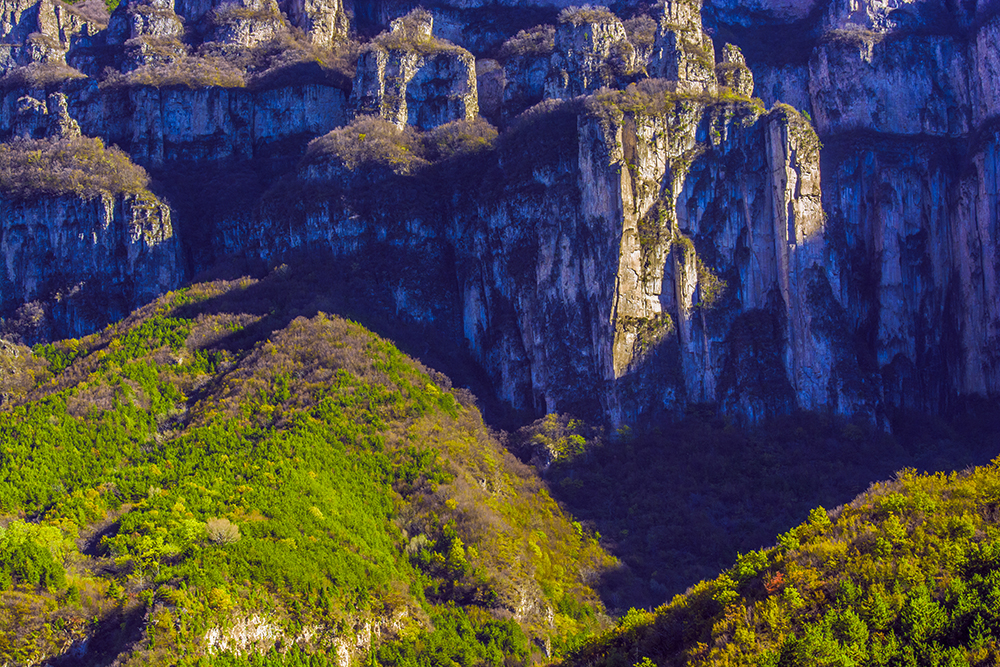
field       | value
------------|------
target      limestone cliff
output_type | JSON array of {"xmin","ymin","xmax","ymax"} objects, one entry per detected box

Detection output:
[
  {"xmin": 0, "ymin": 0, "xmax": 997, "ymax": 429},
  {"xmin": 738, "ymin": 0, "xmax": 1000, "ymax": 419},
  {"xmin": 351, "ymin": 9, "xmax": 477, "ymax": 129},
  {"xmin": 544, "ymin": 7, "xmax": 636, "ymax": 98},
  {"xmin": 0, "ymin": 191, "xmax": 180, "ymax": 340},
  {"xmin": 449, "ymin": 93, "xmax": 868, "ymax": 424}
]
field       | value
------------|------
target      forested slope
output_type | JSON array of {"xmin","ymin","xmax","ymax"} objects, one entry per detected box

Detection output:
[
  {"xmin": 0, "ymin": 265, "xmax": 611, "ymax": 665},
  {"xmin": 565, "ymin": 463, "xmax": 1000, "ymax": 666}
]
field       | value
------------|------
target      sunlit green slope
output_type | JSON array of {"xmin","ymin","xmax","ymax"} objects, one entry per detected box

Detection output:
[
  {"xmin": 0, "ymin": 269, "xmax": 612, "ymax": 665},
  {"xmin": 565, "ymin": 464, "xmax": 1000, "ymax": 667}
]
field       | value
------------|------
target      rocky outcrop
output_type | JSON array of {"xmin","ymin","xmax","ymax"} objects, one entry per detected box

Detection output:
[
  {"xmin": 495, "ymin": 25, "xmax": 553, "ymax": 121},
  {"xmin": 544, "ymin": 7, "xmax": 636, "ymax": 98},
  {"xmin": 450, "ymin": 95, "xmax": 865, "ymax": 424},
  {"xmin": 210, "ymin": 0, "xmax": 285, "ymax": 48},
  {"xmin": 649, "ymin": 0, "xmax": 717, "ymax": 94},
  {"xmin": 107, "ymin": 0, "xmax": 183, "ymax": 45},
  {"xmin": 715, "ymin": 43, "xmax": 753, "ymax": 97},
  {"xmin": 0, "ymin": 0, "xmax": 104, "ymax": 71},
  {"xmin": 279, "ymin": 0, "xmax": 347, "ymax": 48},
  {"xmin": 0, "ymin": 191, "xmax": 181, "ymax": 339},
  {"xmin": 12, "ymin": 91, "xmax": 80, "ymax": 138},
  {"xmin": 351, "ymin": 10, "xmax": 478, "ymax": 130}
]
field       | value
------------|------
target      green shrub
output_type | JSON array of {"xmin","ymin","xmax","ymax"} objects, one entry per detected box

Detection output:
[
  {"xmin": 0, "ymin": 522, "xmax": 66, "ymax": 592},
  {"xmin": 564, "ymin": 461, "xmax": 1000, "ymax": 667},
  {"xmin": 0, "ymin": 271, "xmax": 611, "ymax": 663}
]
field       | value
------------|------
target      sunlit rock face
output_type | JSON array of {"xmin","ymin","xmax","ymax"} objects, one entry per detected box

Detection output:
[
  {"xmin": 0, "ymin": 0, "xmax": 997, "ymax": 426},
  {"xmin": 0, "ymin": 0, "xmax": 103, "ymax": 72},
  {"xmin": 737, "ymin": 0, "xmax": 1000, "ymax": 421},
  {"xmin": 649, "ymin": 0, "xmax": 717, "ymax": 94},
  {"xmin": 544, "ymin": 9, "xmax": 636, "ymax": 98},
  {"xmin": 219, "ymin": 92, "xmax": 856, "ymax": 426},
  {"xmin": 449, "ymin": 97, "xmax": 870, "ymax": 425}
]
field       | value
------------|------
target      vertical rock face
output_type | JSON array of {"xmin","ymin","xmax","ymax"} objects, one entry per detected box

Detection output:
[
  {"xmin": 351, "ymin": 10, "xmax": 478, "ymax": 130},
  {"xmin": 279, "ymin": 0, "xmax": 347, "ymax": 47},
  {"xmin": 973, "ymin": 17, "xmax": 1000, "ymax": 126},
  {"xmin": 0, "ymin": 0, "xmax": 995, "ymax": 426},
  {"xmin": 0, "ymin": 193, "xmax": 181, "ymax": 338},
  {"xmin": 13, "ymin": 91, "xmax": 80, "ymax": 138},
  {"xmin": 715, "ymin": 43, "xmax": 754, "ymax": 97},
  {"xmin": 744, "ymin": 2, "xmax": 1000, "ymax": 419},
  {"xmin": 210, "ymin": 0, "xmax": 285, "ymax": 47},
  {"xmin": 544, "ymin": 8, "xmax": 636, "ymax": 98},
  {"xmin": 649, "ymin": 0, "xmax": 717, "ymax": 94},
  {"xmin": 10, "ymin": 84, "xmax": 348, "ymax": 165},
  {"xmin": 496, "ymin": 25, "xmax": 554, "ymax": 120},
  {"xmin": 449, "ymin": 95, "xmax": 861, "ymax": 424},
  {"xmin": 808, "ymin": 33, "xmax": 971, "ymax": 138},
  {"xmin": 0, "ymin": 0, "xmax": 103, "ymax": 71}
]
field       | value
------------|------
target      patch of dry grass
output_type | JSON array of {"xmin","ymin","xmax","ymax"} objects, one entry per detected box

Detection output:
[{"xmin": 0, "ymin": 136, "xmax": 150, "ymax": 199}]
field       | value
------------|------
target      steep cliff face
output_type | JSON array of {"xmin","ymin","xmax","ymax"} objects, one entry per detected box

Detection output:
[
  {"xmin": 808, "ymin": 33, "xmax": 971, "ymax": 138},
  {"xmin": 544, "ymin": 8, "xmax": 636, "ymax": 98},
  {"xmin": 351, "ymin": 10, "xmax": 478, "ymax": 129},
  {"xmin": 0, "ymin": 83, "xmax": 348, "ymax": 163},
  {"xmin": 0, "ymin": 0, "xmax": 104, "ymax": 71},
  {"xmin": 216, "ymin": 86, "xmax": 856, "ymax": 425},
  {"xmin": 736, "ymin": 0, "xmax": 1000, "ymax": 419},
  {"xmin": 449, "ymin": 94, "xmax": 867, "ymax": 424},
  {"xmin": 0, "ymin": 0, "xmax": 996, "ymax": 428},
  {"xmin": 0, "ymin": 192, "xmax": 180, "ymax": 339}
]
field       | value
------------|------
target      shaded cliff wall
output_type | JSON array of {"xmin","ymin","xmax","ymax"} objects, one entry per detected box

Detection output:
[
  {"xmin": 0, "ymin": 83, "xmax": 348, "ymax": 164},
  {"xmin": 733, "ymin": 6, "xmax": 1000, "ymax": 419},
  {"xmin": 0, "ymin": 192, "xmax": 180, "ymax": 338}
]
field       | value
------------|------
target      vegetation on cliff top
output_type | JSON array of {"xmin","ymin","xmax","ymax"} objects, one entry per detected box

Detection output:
[
  {"xmin": 557, "ymin": 5, "xmax": 620, "ymax": 26},
  {"xmin": 0, "ymin": 267, "xmax": 610, "ymax": 665},
  {"xmin": 0, "ymin": 136, "xmax": 151, "ymax": 200},
  {"xmin": 100, "ymin": 31, "xmax": 356, "ymax": 91},
  {"xmin": 370, "ymin": 9, "xmax": 465, "ymax": 57},
  {"xmin": 303, "ymin": 116, "xmax": 497, "ymax": 175},
  {"xmin": 497, "ymin": 25, "xmax": 555, "ymax": 60}
]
